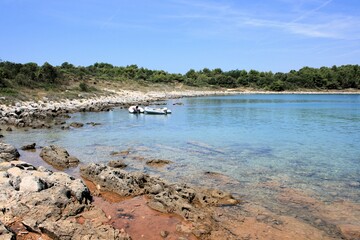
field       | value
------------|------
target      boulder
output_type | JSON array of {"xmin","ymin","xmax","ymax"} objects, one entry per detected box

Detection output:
[
  {"xmin": 40, "ymin": 145, "xmax": 79, "ymax": 168},
  {"xmin": 0, "ymin": 143, "xmax": 20, "ymax": 162}
]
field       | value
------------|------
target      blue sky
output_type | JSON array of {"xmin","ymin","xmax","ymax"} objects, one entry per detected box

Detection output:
[{"xmin": 1, "ymin": 0, "xmax": 359, "ymax": 73}]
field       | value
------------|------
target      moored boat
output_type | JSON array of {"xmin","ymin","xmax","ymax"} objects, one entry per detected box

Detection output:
[{"xmin": 144, "ymin": 107, "xmax": 172, "ymax": 115}]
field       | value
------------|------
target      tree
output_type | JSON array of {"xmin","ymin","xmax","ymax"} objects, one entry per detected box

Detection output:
[{"xmin": 39, "ymin": 62, "xmax": 58, "ymax": 84}]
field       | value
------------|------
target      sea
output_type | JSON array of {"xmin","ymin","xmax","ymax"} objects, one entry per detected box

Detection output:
[{"xmin": 3, "ymin": 94, "xmax": 360, "ymax": 212}]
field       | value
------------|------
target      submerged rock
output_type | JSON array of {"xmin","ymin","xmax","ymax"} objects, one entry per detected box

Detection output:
[
  {"xmin": 20, "ymin": 143, "xmax": 36, "ymax": 151},
  {"xmin": 70, "ymin": 122, "xmax": 84, "ymax": 128},
  {"xmin": 40, "ymin": 145, "xmax": 80, "ymax": 168},
  {"xmin": 146, "ymin": 159, "xmax": 172, "ymax": 167}
]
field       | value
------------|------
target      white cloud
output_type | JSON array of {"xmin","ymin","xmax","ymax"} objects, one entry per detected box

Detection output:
[{"xmin": 167, "ymin": 0, "xmax": 360, "ymax": 40}]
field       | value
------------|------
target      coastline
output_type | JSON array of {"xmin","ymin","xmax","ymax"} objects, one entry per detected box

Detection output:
[
  {"xmin": 1, "ymin": 89, "xmax": 360, "ymax": 239},
  {"xmin": 1, "ymin": 88, "xmax": 359, "ymax": 128}
]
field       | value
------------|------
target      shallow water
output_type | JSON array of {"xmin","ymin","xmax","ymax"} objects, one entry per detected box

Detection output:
[{"xmin": 4, "ymin": 94, "xmax": 360, "ymax": 207}]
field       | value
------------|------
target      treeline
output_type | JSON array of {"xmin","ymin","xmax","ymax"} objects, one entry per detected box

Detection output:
[{"xmin": 1, "ymin": 60, "xmax": 360, "ymax": 91}]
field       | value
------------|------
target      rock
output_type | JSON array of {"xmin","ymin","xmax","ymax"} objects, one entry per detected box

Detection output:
[
  {"xmin": 338, "ymin": 224, "xmax": 360, "ymax": 240},
  {"xmin": 20, "ymin": 143, "xmax": 36, "ymax": 151},
  {"xmin": 0, "ymin": 221, "xmax": 15, "ymax": 240},
  {"xmin": 0, "ymin": 134, "xmax": 3, "ymax": 138},
  {"xmin": 69, "ymin": 122, "xmax": 84, "ymax": 128},
  {"xmin": 86, "ymin": 122, "xmax": 101, "ymax": 126},
  {"xmin": 108, "ymin": 160, "xmax": 128, "ymax": 168},
  {"xmin": 81, "ymin": 163, "xmax": 239, "ymax": 224},
  {"xmin": 349, "ymin": 181, "xmax": 360, "ymax": 188},
  {"xmin": 146, "ymin": 159, "xmax": 172, "ymax": 167},
  {"xmin": 19, "ymin": 175, "xmax": 47, "ymax": 192},
  {"xmin": 148, "ymin": 183, "xmax": 164, "ymax": 195},
  {"xmin": 0, "ymin": 162, "xmax": 115, "ymax": 239},
  {"xmin": 160, "ymin": 230, "xmax": 169, "ymax": 238},
  {"xmin": 0, "ymin": 143, "xmax": 20, "ymax": 162},
  {"xmin": 5, "ymin": 127, "xmax": 12, "ymax": 132},
  {"xmin": 80, "ymin": 163, "xmax": 151, "ymax": 196},
  {"xmin": 40, "ymin": 145, "xmax": 80, "ymax": 168}
]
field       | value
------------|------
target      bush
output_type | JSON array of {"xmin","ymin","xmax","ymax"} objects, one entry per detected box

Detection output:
[{"xmin": 79, "ymin": 82, "xmax": 89, "ymax": 92}]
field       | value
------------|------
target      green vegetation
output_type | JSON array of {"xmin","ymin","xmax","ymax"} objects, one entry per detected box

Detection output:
[{"xmin": 1, "ymin": 60, "xmax": 359, "ymax": 93}]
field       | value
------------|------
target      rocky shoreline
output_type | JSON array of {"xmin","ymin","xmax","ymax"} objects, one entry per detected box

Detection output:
[
  {"xmin": 0, "ymin": 142, "xmax": 241, "ymax": 239},
  {"xmin": 0, "ymin": 90, "xmax": 233, "ymax": 128},
  {"xmin": 1, "ymin": 89, "xmax": 358, "ymax": 128}
]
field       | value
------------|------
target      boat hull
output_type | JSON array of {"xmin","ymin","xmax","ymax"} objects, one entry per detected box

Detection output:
[{"xmin": 144, "ymin": 107, "xmax": 171, "ymax": 115}]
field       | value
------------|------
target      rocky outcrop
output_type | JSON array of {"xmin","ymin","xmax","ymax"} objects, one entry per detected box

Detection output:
[
  {"xmin": 80, "ymin": 163, "xmax": 239, "ymax": 238},
  {"xmin": 0, "ymin": 143, "xmax": 20, "ymax": 162},
  {"xmin": 40, "ymin": 145, "xmax": 80, "ymax": 168},
  {"xmin": 0, "ymin": 160, "xmax": 131, "ymax": 240}
]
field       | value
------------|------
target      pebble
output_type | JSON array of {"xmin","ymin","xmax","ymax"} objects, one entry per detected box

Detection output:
[{"xmin": 160, "ymin": 230, "xmax": 169, "ymax": 238}]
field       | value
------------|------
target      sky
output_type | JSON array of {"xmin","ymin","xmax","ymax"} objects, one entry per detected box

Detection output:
[{"xmin": 1, "ymin": 0, "xmax": 359, "ymax": 74}]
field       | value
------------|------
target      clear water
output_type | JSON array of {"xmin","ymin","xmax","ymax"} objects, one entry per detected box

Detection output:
[{"xmin": 3, "ymin": 94, "xmax": 360, "ymax": 205}]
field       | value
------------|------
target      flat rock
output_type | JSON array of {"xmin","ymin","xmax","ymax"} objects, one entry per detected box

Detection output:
[
  {"xmin": 80, "ymin": 162, "xmax": 239, "ymax": 237},
  {"xmin": 40, "ymin": 145, "xmax": 80, "ymax": 169},
  {"xmin": 146, "ymin": 159, "xmax": 172, "ymax": 167},
  {"xmin": 69, "ymin": 122, "xmax": 84, "ymax": 128}
]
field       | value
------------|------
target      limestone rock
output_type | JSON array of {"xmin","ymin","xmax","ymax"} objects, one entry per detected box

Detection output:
[
  {"xmin": 0, "ymin": 221, "xmax": 15, "ymax": 240},
  {"xmin": 0, "ymin": 143, "xmax": 20, "ymax": 162},
  {"xmin": 108, "ymin": 160, "xmax": 128, "ymax": 168},
  {"xmin": 19, "ymin": 175, "xmax": 47, "ymax": 192},
  {"xmin": 40, "ymin": 145, "xmax": 80, "ymax": 168},
  {"xmin": 0, "ymin": 161, "xmax": 125, "ymax": 239}
]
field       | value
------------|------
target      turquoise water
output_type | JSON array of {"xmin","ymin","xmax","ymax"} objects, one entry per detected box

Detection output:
[{"xmin": 3, "ymin": 94, "xmax": 360, "ymax": 204}]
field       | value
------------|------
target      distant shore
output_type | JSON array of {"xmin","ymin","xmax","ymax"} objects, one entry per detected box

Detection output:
[{"xmin": 0, "ymin": 88, "xmax": 359, "ymax": 128}]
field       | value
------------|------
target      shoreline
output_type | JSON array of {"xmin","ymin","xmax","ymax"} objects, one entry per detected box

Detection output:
[{"xmin": 1, "ymin": 88, "xmax": 359, "ymax": 128}]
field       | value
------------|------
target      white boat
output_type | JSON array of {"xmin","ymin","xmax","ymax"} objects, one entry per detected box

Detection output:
[
  {"xmin": 144, "ymin": 107, "xmax": 172, "ymax": 115},
  {"xmin": 128, "ymin": 105, "xmax": 144, "ymax": 114}
]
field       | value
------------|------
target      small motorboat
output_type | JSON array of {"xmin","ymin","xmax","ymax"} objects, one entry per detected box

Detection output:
[
  {"xmin": 144, "ymin": 107, "xmax": 172, "ymax": 115},
  {"xmin": 128, "ymin": 105, "xmax": 144, "ymax": 114}
]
